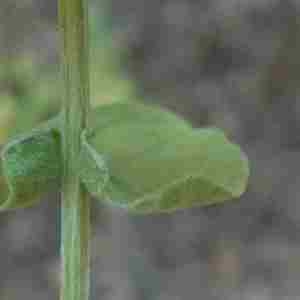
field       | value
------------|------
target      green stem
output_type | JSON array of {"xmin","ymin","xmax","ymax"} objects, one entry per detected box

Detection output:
[{"xmin": 58, "ymin": 0, "xmax": 91, "ymax": 300}]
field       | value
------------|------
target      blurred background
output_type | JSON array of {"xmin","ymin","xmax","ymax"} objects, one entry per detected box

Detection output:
[{"xmin": 1, "ymin": 0, "xmax": 300, "ymax": 299}]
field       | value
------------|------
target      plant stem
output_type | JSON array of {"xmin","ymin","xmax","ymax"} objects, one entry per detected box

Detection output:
[{"xmin": 59, "ymin": 0, "xmax": 91, "ymax": 300}]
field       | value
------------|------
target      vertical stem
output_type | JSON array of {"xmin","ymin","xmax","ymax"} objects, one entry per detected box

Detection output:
[{"xmin": 58, "ymin": 1, "xmax": 90, "ymax": 300}]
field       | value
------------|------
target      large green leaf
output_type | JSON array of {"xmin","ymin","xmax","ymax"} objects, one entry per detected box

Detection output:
[
  {"xmin": 82, "ymin": 102, "xmax": 249, "ymax": 213},
  {"xmin": 0, "ymin": 119, "xmax": 61, "ymax": 210}
]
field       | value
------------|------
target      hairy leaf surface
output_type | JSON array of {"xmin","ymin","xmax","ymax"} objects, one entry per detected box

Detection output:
[{"xmin": 0, "ymin": 119, "xmax": 61, "ymax": 210}]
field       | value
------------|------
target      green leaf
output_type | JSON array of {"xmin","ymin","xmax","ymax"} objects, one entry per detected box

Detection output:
[
  {"xmin": 82, "ymin": 102, "xmax": 249, "ymax": 214},
  {"xmin": 0, "ymin": 118, "xmax": 61, "ymax": 210}
]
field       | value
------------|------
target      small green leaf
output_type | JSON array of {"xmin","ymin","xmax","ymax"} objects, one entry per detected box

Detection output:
[
  {"xmin": 82, "ymin": 102, "xmax": 249, "ymax": 214},
  {"xmin": 0, "ymin": 118, "xmax": 61, "ymax": 210}
]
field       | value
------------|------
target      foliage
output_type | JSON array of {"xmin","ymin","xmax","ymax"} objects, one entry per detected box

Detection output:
[
  {"xmin": 1, "ymin": 101, "xmax": 249, "ymax": 214},
  {"xmin": 0, "ymin": 4, "xmax": 249, "ymax": 213},
  {"xmin": 0, "ymin": 2, "xmax": 249, "ymax": 300}
]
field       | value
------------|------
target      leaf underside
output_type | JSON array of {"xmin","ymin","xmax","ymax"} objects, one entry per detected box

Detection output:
[
  {"xmin": 0, "ymin": 102, "xmax": 249, "ymax": 214},
  {"xmin": 0, "ymin": 119, "xmax": 61, "ymax": 210}
]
